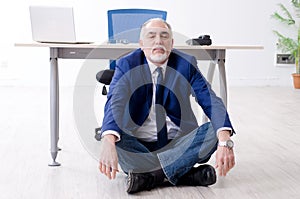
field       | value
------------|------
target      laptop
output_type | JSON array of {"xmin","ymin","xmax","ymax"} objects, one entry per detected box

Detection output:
[{"xmin": 29, "ymin": 6, "xmax": 93, "ymax": 43}]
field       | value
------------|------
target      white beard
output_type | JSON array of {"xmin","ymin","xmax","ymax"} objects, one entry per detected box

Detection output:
[{"xmin": 150, "ymin": 53, "xmax": 167, "ymax": 63}]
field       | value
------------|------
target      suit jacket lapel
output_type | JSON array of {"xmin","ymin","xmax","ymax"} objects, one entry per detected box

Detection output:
[
  {"xmin": 163, "ymin": 55, "xmax": 176, "ymax": 106},
  {"xmin": 140, "ymin": 57, "xmax": 153, "ymax": 108}
]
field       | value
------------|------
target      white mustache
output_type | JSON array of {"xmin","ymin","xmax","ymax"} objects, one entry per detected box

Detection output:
[{"xmin": 151, "ymin": 45, "xmax": 166, "ymax": 52}]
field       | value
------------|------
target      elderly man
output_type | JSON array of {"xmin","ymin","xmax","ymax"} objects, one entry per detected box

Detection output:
[{"xmin": 98, "ymin": 18, "xmax": 235, "ymax": 194}]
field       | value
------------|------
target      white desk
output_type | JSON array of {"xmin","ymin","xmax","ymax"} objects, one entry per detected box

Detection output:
[{"xmin": 15, "ymin": 42, "xmax": 263, "ymax": 166}]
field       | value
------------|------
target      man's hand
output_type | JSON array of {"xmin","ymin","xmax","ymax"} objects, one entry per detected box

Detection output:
[
  {"xmin": 215, "ymin": 130, "xmax": 235, "ymax": 176},
  {"xmin": 98, "ymin": 135, "xmax": 119, "ymax": 179}
]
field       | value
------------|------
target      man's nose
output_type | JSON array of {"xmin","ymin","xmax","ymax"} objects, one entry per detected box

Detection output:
[{"xmin": 154, "ymin": 35, "xmax": 163, "ymax": 44}]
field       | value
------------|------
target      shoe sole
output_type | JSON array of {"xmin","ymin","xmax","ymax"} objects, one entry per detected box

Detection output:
[{"xmin": 126, "ymin": 170, "xmax": 134, "ymax": 194}]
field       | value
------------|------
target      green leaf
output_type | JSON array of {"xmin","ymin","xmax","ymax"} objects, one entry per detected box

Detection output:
[
  {"xmin": 273, "ymin": 31, "xmax": 297, "ymax": 54},
  {"xmin": 271, "ymin": 4, "xmax": 296, "ymax": 25},
  {"xmin": 272, "ymin": 12, "xmax": 295, "ymax": 25},
  {"xmin": 278, "ymin": 3, "xmax": 294, "ymax": 21},
  {"xmin": 292, "ymin": 0, "xmax": 300, "ymax": 8},
  {"xmin": 292, "ymin": 0, "xmax": 300, "ymax": 18}
]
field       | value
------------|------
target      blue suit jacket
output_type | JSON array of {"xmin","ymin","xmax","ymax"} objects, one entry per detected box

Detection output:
[{"xmin": 101, "ymin": 48, "xmax": 234, "ymax": 137}]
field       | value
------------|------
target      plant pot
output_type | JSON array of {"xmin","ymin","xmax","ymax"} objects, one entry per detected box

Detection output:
[{"xmin": 292, "ymin": 73, "xmax": 300, "ymax": 89}]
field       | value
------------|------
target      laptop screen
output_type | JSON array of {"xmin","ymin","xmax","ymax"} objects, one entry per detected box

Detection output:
[{"xmin": 29, "ymin": 6, "xmax": 78, "ymax": 43}]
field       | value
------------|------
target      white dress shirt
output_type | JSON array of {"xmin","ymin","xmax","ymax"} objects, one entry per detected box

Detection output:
[{"xmin": 132, "ymin": 60, "xmax": 182, "ymax": 142}]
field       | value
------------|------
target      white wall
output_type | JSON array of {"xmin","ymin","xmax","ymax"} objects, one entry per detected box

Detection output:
[{"xmin": 0, "ymin": 0, "xmax": 296, "ymax": 87}]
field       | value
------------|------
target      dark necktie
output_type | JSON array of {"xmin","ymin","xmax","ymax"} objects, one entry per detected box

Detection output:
[{"xmin": 155, "ymin": 67, "xmax": 168, "ymax": 149}]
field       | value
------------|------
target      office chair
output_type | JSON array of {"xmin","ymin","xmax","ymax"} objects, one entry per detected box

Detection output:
[{"xmin": 95, "ymin": 9, "xmax": 167, "ymax": 140}]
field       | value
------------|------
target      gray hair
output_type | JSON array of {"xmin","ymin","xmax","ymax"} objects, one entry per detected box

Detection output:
[{"xmin": 139, "ymin": 18, "xmax": 173, "ymax": 40}]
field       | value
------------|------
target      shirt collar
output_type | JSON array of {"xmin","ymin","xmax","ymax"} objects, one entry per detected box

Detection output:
[{"xmin": 147, "ymin": 59, "xmax": 168, "ymax": 75}]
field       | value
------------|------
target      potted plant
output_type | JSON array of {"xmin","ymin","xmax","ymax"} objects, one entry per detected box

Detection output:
[{"xmin": 272, "ymin": 0, "xmax": 300, "ymax": 89}]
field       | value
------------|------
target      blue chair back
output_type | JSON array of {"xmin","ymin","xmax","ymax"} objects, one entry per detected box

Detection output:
[
  {"xmin": 108, "ymin": 9, "xmax": 167, "ymax": 43},
  {"xmin": 107, "ymin": 9, "xmax": 167, "ymax": 69}
]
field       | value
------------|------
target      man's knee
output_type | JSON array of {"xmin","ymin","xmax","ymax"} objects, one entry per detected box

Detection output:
[
  {"xmin": 196, "ymin": 122, "xmax": 217, "ymax": 140},
  {"xmin": 195, "ymin": 122, "xmax": 218, "ymax": 159}
]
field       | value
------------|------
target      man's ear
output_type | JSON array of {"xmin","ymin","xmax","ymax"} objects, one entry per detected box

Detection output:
[{"xmin": 139, "ymin": 40, "xmax": 144, "ymax": 50}]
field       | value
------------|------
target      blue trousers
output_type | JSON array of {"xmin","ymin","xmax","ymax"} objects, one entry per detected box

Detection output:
[{"xmin": 115, "ymin": 122, "xmax": 218, "ymax": 185}]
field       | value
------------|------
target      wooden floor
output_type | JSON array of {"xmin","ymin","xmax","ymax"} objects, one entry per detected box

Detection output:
[{"xmin": 1, "ymin": 86, "xmax": 300, "ymax": 199}]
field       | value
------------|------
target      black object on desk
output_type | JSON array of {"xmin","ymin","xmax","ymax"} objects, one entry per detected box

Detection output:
[{"xmin": 186, "ymin": 35, "xmax": 212, "ymax": 46}]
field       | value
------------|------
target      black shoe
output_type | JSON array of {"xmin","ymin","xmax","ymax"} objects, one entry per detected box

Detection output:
[
  {"xmin": 126, "ymin": 170, "xmax": 161, "ymax": 194},
  {"xmin": 177, "ymin": 164, "xmax": 216, "ymax": 186}
]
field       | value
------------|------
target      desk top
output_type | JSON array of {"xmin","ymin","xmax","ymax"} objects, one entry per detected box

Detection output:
[{"xmin": 15, "ymin": 42, "xmax": 264, "ymax": 50}]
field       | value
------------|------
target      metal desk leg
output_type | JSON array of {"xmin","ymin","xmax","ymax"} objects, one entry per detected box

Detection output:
[
  {"xmin": 49, "ymin": 48, "xmax": 60, "ymax": 166},
  {"xmin": 202, "ymin": 61, "xmax": 216, "ymax": 124},
  {"xmin": 207, "ymin": 61, "xmax": 217, "ymax": 85},
  {"xmin": 217, "ymin": 50, "xmax": 227, "ymax": 107}
]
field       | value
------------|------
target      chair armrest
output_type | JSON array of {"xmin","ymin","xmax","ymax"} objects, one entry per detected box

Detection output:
[{"xmin": 96, "ymin": 69, "xmax": 115, "ymax": 85}]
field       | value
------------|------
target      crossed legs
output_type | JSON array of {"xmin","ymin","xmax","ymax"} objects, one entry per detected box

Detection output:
[{"xmin": 116, "ymin": 122, "xmax": 218, "ymax": 185}]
